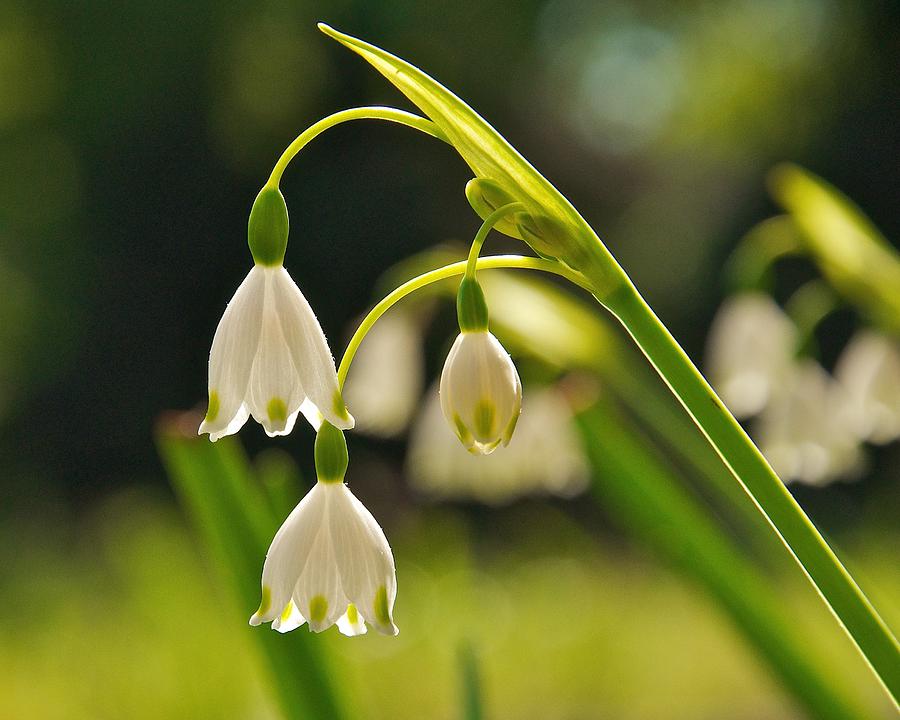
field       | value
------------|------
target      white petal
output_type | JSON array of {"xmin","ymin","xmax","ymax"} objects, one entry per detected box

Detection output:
[
  {"xmin": 291, "ymin": 487, "xmax": 349, "ymax": 632},
  {"xmin": 246, "ymin": 269, "xmax": 306, "ymax": 437},
  {"xmin": 329, "ymin": 484, "xmax": 398, "ymax": 636},
  {"xmin": 200, "ymin": 267, "xmax": 266, "ymax": 440},
  {"xmin": 272, "ymin": 268, "xmax": 354, "ymax": 430},
  {"xmin": 249, "ymin": 482, "xmax": 327, "ymax": 626}
]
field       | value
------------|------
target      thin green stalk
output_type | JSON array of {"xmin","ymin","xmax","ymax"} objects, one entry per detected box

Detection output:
[
  {"xmin": 579, "ymin": 400, "xmax": 872, "ymax": 720},
  {"xmin": 458, "ymin": 642, "xmax": 484, "ymax": 720},
  {"xmin": 464, "ymin": 203, "xmax": 524, "ymax": 279},
  {"xmin": 598, "ymin": 277, "xmax": 900, "ymax": 701},
  {"xmin": 336, "ymin": 254, "xmax": 592, "ymax": 388},
  {"xmin": 266, "ymin": 107, "xmax": 448, "ymax": 188}
]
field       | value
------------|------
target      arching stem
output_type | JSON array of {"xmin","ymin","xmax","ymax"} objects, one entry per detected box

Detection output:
[
  {"xmin": 265, "ymin": 107, "xmax": 448, "ymax": 189},
  {"xmin": 337, "ymin": 255, "xmax": 591, "ymax": 389},
  {"xmin": 464, "ymin": 203, "xmax": 524, "ymax": 279}
]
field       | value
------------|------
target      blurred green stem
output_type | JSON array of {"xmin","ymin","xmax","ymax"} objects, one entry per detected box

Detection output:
[
  {"xmin": 265, "ymin": 107, "xmax": 448, "ymax": 188},
  {"xmin": 465, "ymin": 203, "xmax": 524, "ymax": 279},
  {"xmin": 598, "ymin": 277, "xmax": 900, "ymax": 702}
]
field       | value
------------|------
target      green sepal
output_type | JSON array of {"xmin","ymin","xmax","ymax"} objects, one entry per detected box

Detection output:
[
  {"xmin": 457, "ymin": 276, "xmax": 489, "ymax": 333},
  {"xmin": 248, "ymin": 187, "xmax": 289, "ymax": 266},
  {"xmin": 314, "ymin": 421, "xmax": 349, "ymax": 483}
]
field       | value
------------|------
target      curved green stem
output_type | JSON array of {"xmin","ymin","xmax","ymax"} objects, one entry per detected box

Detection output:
[
  {"xmin": 465, "ymin": 203, "xmax": 524, "ymax": 279},
  {"xmin": 785, "ymin": 280, "xmax": 842, "ymax": 357},
  {"xmin": 337, "ymin": 255, "xmax": 590, "ymax": 389},
  {"xmin": 598, "ymin": 275, "xmax": 900, "ymax": 703},
  {"xmin": 265, "ymin": 107, "xmax": 449, "ymax": 188}
]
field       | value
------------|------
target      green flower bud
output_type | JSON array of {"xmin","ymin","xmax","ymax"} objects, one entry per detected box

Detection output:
[
  {"xmin": 248, "ymin": 187, "xmax": 289, "ymax": 266},
  {"xmin": 456, "ymin": 276, "xmax": 489, "ymax": 333},
  {"xmin": 315, "ymin": 421, "xmax": 349, "ymax": 483},
  {"xmin": 465, "ymin": 178, "xmax": 523, "ymax": 241}
]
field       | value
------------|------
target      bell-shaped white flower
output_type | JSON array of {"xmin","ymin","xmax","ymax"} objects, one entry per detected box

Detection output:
[
  {"xmin": 705, "ymin": 292, "xmax": 797, "ymax": 419},
  {"xmin": 249, "ymin": 423, "xmax": 398, "ymax": 636},
  {"xmin": 835, "ymin": 330, "xmax": 900, "ymax": 445},
  {"xmin": 198, "ymin": 264, "xmax": 353, "ymax": 440},
  {"xmin": 439, "ymin": 330, "xmax": 522, "ymax": 454},
  {"xmin": 410, "ymin": 384, "xmax": 588, "ymax": 504}
]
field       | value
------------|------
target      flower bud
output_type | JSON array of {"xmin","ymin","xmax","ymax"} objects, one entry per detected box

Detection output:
[
  {"xmin": 439, "ymin": 330, "xmax": 522, "ymax": 454},
  {"xmin": 248, "ymin": 186, "xmax": 289, "ymax": 266},
  {"xmin": 464, "ymin": 177, "xmax": 522, "ymax": 240}
]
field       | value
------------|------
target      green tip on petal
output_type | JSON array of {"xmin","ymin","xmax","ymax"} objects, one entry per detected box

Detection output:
[
  {"xmin": 374, "ymin": 585, "xmax": 391, "ymax": 627},
  {"xmin": 309, "ymin": 595, "xmax": 328, "ymax": 624},
  {"xmin": 452, "ymin": 413, "xmax": 474, "ymax": 447},
  {"xmin": 346, "ymin": 603, "xmax": 359, "ymax": 625},
  {"xmin": 267, "ymin": 397, "xmax": 288, "ymax": 424},
  {"xmin": 205, "ymin": 391, "xmax": 220, "ymax": 422},
  {"xmin": 248, "ymin": 187, "xmax": 289, "ymax": 266},
  {"xmin": 473, "ymin": 399, "xmax": 496, "ymax": 439},
  {"xmin": 257, "ymin": 585, "xmax": 272, "ymax": 616},
  {"xmin": 280, "ymin": 602, "xmax": 295, "ymax": 623}
]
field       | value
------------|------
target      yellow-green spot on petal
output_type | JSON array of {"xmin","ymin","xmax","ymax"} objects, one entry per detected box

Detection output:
[
  {"xmin": 280, "ymin": 601, "xmax": 294, "ymax": 623},
  {"xmin": 257, "ymin": 585, "xmax": 272, "ymax": 616},
  {"xmin": 333, "ymin": 390, "xmax": 350, "ymax": 421},
  {"xmin": 374, "ymin": 585, "xmax": 391, "ymax": 627},
  {"xmin": 453, "ymin": 414, "xmax": 473, "ymax": 445},
  {"xmin": 473, "ymin": 399, "xmax": 496, "ymax": 439},
  {"xmin": 502, "ymin": 408, "xmax": 520, "ymax": 445},
  {"xmin": 346, "ymin": 603, "xmax": 359, "ymax": 625},
  {"xmin": 309, "ymin": 595, "xmax": 328, "ymax": 624},
  {"xmin": 206, "ymin": 391, "xmax": 220, "ymax": 422},
  {"xmin": 267, "ymin": 397, "xmax": 288, "ymax": 424}
]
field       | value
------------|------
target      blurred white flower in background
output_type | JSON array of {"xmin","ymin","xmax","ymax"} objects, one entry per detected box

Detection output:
[
  {"xmin": 835, "ymin": 330, "xmax": 900, "ymax": 446},
  {"xmin": 754, "ymin": 360, "xmax": 863, "ymax": 486},
  {"xmin": 343, "ymin": 309, "xmax": 425, "ymax": 438},
  {"xmin": 408, "ymin": 385, "xmax": 589, "ymax": 505},
  {"xmin": 705, "ymin": 292, "xmax": 797, "ymax": 419}
]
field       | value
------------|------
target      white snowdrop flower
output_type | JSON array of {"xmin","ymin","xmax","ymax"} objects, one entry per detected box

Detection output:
[
  {"xmin": 249, "ymin": 423, "xmax": 398, "ymax": 636},
  {"xmin": 409, "ymin": 385, "xmax": 588, "ymax": 504},
  {"xmin": 835, "ymin": 330, "xmax": 900, "ymax": 445},
  {"xmin": 705, "ymin": 292, "xmax": 797, "ymax": 419},
  {"xmin": 754, "ymin": 360, "xmax": 863, "ymax": 486},
  {"xmin": 199, "ymin": 187, "xmax": 353, "ymax": 441},
  {"xmin": 343, "ymin": 309, "xmax": 424, "ymax": 438},
  {"xmin": 440, "ymin": 330, "xmax": 523, "ymax": 455}
]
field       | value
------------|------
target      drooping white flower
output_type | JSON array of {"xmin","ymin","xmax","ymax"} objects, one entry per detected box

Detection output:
[
  {"xmin": 439, "ymin": 330, "xmax": 522, "ymax": 454},
  {"xmin": 754, "ymin": 360, "xmax": 863, "ymax": 486},
  {"xmin": 343, "ymin": 309, "xmax": 424, "ymax": 438},
  {"xmin": 198, "ymin": 264, "xmax": 353, "ymax": 440},
  {"xmin": 409, "ymin": 385, "xmax": 588, "ymax": 504},
  {"xmin": 834, "ymin": 330, "xmax": 900, "ymax": 445},
  {"xmin": 250, "ymin": 423, "xmax": 398, "ymax": 636},
  {"xmin": 705, "ymin": 292, "xmax": 797, "ymax": 419}
]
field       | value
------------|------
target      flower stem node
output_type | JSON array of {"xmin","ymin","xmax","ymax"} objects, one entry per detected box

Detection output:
[
  {"xmin": 248, "ymin": 186, "xmax": 289, "ymax": 266},
  {"xmin": 440, "ymin": 330, "xmax": 522, "ymax": 454},
  {"xmin": 315, "ymin": 422, "xmax": 349, "ymax": 483},
  {"xmin": 456, "ymin": 277, "xmax": 489, "ymax": 333},
  {"xmin": 249, "ymin": 478, "xmax": 399, "ymax": 637}
]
